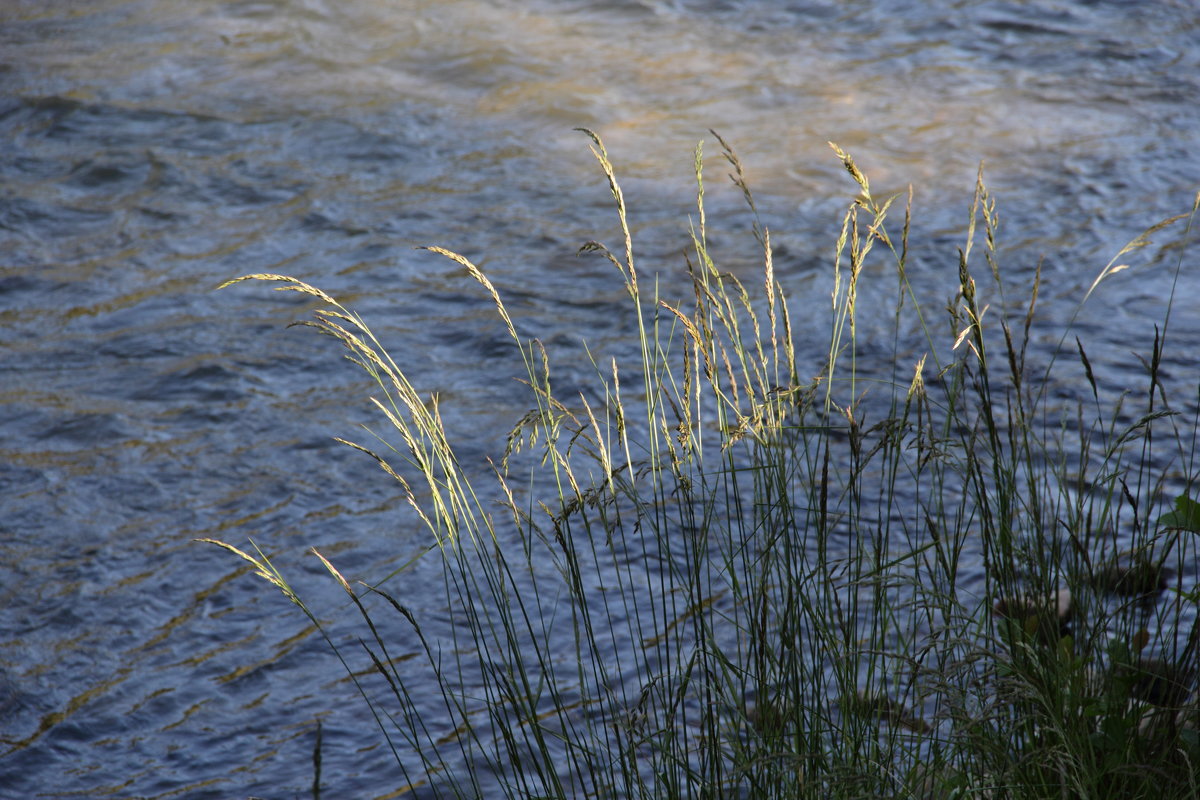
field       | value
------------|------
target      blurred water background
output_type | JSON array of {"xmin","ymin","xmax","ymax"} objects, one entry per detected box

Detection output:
[{"xmin": 1, "ymin": 0, "xmax": 1198, "ymax": 796}]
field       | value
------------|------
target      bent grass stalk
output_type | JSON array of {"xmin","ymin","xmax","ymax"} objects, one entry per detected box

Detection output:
[{"xmin": 209, "ymin": 133, "xmax": 1200, "ymax": 799}]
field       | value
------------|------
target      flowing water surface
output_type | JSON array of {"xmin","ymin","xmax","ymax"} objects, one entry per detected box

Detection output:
[{"xmin": 2, "ymin": 0, "xmax": 1199, "ymax": 796}]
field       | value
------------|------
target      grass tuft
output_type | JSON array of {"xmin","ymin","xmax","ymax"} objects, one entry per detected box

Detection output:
[{"xmin": 209, "ymin": 133, "xmax": 1200, "ymax": 799}]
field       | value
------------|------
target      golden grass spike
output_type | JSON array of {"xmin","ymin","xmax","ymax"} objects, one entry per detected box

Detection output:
[
  {"xmin": 217, "ymin": 273, "xmax": 339, "ymax": 306},
  {"xmin": 315, "ymin": 318, "xmax": 390, "ymax": 374},
  {"xmin": 332, "ymin": 437, "xmax": 411, "ymax": 490},
  {"xmin": 576, "ymin": 128, "xmax": 636, "ymax": 295},
  {"xmin": 196, "ymin": 538, "xmax": 269, "ymax": 577},
  {"xmin": 314, "ymin": 308, "xmax": 358, "ymax": 326},
  {"xmin": 694, "ymin": 139, "xmax": 706, "ymax": 247},
  {"xmin": 659, "ymin": 301, "xmax": 713, "ymax": 381},
  {"xmin": 720, "ymin": 341, "xmax": 740, "ymax": 408},
  {"xmin": 578, "ymin": 393, "xmax": 612, "ymax": 484},
  {"xmin": 907, "ymin": 355, "xmax": 927, "ymax": 402},
  {"xmin": 311, "ymin": 548, "xmax": 354, "ymax": 597},
  {"xmin": 764, "ymin": 226, "xmax": 776, "ymax": 341},
  {"xmin": 421, "ymin": 246, "xmax": 519, "ymax": 344},
  {"xmin": 776, "ymin": 282, "xmax": 798, "ymax": 388},
  {"xmin": 711, "ymin": 128, "xmax": 760, "ymax": 229},
  {"xmin": 828, "ymin": 141, "xmax": 871, "ymax": 199},
  {"xmin": 195, "ymin": 538, "xmax": 298, "ymax": 604},
  {"xmin": 489, "ymin": 458, "xmax": 527, "ymax": 531},
  {"xmin": 1083, "ymin": 210, "xmax": 1191, "ymax": 304}
]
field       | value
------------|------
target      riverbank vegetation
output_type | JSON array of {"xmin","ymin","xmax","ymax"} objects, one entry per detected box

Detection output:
[{"xmin": 210, "ymin": 131, "xmax": 1200, "ymax": 799}]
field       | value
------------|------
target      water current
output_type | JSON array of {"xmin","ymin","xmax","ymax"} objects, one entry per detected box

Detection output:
[{"xmin": 2, "ymin": 0, "xmax": 1199, "ymax": 796}]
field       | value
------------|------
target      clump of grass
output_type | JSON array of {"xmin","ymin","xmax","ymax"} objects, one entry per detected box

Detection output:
[{"xmin": 209, "ymin": 130, "xmax": 1200, "ymax": 799}]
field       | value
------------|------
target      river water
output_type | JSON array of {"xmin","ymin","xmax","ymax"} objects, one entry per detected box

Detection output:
[{"xmin": 1, "ymin": 0, "xmax": 1198, "ymax": 796}]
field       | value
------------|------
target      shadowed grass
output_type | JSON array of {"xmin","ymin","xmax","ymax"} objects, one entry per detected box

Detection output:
[{"xmin": 210, "ymin": 131, "xmax": 1200, "ymax": 799}]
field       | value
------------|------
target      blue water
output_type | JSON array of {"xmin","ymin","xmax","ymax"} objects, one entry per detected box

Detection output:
[{"xmin": 1, "ymin": 0, "xmax": 1198, "ymax": 796}]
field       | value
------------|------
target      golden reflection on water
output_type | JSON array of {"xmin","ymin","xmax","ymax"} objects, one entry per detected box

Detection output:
[{"xmin": 10, "ymin": 0, "xmax": 1136, "ymax": 200}]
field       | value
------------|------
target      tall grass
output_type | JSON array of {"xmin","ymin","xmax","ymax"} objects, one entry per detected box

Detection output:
[{"xmin": 209, "ymin": 131, "xmax": 1200, "ymax": 799}]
